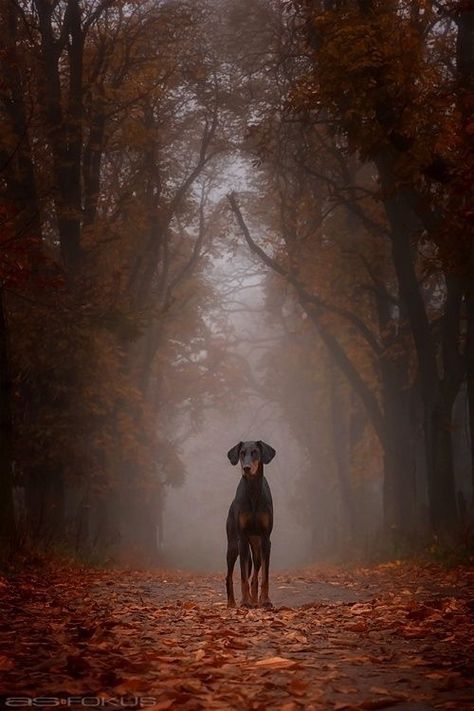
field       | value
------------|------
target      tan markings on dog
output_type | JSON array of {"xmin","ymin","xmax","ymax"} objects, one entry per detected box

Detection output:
[
  {"xmin": 258, "ymin": 512, "xmax": 271, "ymax": 529},
  {"xmin": 250, "ymin": 460, "xmax": 259, "ymax": 475},
  {"xmin": 238, "ymin": 512, "xmax": 251, "ymax": 529}
]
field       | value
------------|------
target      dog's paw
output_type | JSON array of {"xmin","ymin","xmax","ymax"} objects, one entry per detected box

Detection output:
[{"xmin": 259, "ymin": 599, "xmax": 273, "ymax": 609}]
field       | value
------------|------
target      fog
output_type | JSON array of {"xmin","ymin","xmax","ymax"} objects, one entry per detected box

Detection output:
[{"xmin": 160, "ymin": 236, "xmax": 310, "ymax": 571}]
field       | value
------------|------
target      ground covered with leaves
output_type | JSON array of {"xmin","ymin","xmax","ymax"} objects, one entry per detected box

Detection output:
[{"xmin": 0, "ymin": 561, "xmax": 473, "ymax": 710}]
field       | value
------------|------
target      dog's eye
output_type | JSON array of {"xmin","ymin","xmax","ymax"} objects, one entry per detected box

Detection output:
[{"xmin": 252, "ymin": 450, "xmax": 257, "ymax": 457}]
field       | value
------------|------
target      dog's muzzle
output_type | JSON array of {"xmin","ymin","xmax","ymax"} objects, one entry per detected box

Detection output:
[{"xmin": 242, "ymin": 461, "xmax": 259, "ymax": 476}]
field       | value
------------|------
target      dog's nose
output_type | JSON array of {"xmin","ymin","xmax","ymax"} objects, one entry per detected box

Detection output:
[{"xmin": 243, "ymin": 466, "xmax": 251, "ymax": 474}]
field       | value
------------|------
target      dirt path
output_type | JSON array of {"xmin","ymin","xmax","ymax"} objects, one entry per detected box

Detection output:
[
  {"xmin": 146, "ymin": 570, "xmax": 372, "ymax": 608},
  {"xmin": 0, "ymin": 562, "xmax": 473, "ymax": 709}
]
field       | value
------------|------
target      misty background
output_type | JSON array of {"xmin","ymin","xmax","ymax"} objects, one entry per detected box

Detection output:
[{"xmin": 163, "ymin": 245, "xmax": 312, "ymax": 571}]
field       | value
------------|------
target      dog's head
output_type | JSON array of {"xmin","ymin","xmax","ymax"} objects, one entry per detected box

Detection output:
[{"xmin": 227, "ymin": 440, "xmax": 276, "ymax": 478}]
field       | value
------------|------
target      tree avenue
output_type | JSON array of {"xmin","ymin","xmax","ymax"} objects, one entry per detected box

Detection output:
[{"xmin": 0, "ymin": 0, "xmax": 472, "ymax": 560}]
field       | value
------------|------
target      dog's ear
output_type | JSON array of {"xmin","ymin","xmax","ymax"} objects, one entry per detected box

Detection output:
[
  {"xmin": 227, "ymin": 442, "xmax": 243, "ymax": 465},
  {"xmin": 257, "ymin": 441, "xmax": 276, "ymax": 464}
]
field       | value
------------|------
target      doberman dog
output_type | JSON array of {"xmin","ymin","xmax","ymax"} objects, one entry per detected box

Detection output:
[{"xmin": 225, "ymin": 440, "xmax": 276, "ymax": 608}]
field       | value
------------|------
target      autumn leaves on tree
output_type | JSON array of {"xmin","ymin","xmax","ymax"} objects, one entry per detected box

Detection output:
[{"xmin": 0, "ymin": 0, "xmax": 231, "ymax": 559}]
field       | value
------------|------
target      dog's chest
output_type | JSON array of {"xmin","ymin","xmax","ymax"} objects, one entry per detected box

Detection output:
[{"xmin": 238, "ymin": 509, "xmax": 271, "ymax": 534}]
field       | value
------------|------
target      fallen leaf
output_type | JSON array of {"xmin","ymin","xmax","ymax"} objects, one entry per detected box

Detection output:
[
  {"xmin": 255, "ymin": 656, "xmax": 298, "ymax": 668},
  {"xmin": 288, "ymin": 677, "xmax": 308, "ymax": 696}
]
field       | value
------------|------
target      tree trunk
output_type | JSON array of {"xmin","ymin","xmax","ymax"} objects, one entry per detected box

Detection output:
[
  {"xmin": 34, "ymin": 0, "xmax": 84, "ymax": 273},
  {"xmin": 92, "ymin": 492, "xmax": 121, "ymax": 558},
  {"xmin": 0, "ymin": 287, "xmax": 16, "ymax": 547},
  {"xmin": 381, "ymin": 381, "xmax": 418, "ymax": 539},
  {"xmin": 377, "ymin": 162, "xmax": 459, "ymax": 533},
  {"xmin": 467, "ymin": 290, "xmax": 474, "ymax": 503},
  {"xmin": 457, "ymin": 5, "xmax": 474, "ymax": 503},
  {"xmin": 25, "ymin": 472, "xmax": 45, "ymax": 541},
  {"xmin": 328, "ymin": 362, "xmax": 355, "ymax": 544},
  {"xmin": 74, "ymin": 488, "xmax": 91, "ymax": 554},
  {"xmin": 429, "ymin": 396, "xmax": 457, "ymax": 531},
  {"xmin": 44, "ymin": 469, "xmax": 66, "ymax": 543},
  {"xmin": 374, "ymin": 284, "xmax": 419, "ymax": 539}
]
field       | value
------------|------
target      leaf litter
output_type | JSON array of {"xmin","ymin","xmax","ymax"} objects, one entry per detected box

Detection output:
[{"xmin": 0, "ymin": 562, "xmax": 473, "ymax": 709}]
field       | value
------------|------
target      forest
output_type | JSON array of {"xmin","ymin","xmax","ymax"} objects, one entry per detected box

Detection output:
[
  {"xmin": 0, "ymin": 1, "xmax": 473, "ymax": 708},
  {"xmin": 1, "ymin": 0, "xmax": 472, "ymax": 561}
]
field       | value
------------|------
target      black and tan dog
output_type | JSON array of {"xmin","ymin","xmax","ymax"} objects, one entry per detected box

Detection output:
[{"xmin": 225, "ymin": 440, "xmax": 276, "ymax": 608}]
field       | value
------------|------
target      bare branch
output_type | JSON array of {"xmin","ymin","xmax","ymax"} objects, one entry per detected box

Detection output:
[{"xmin": 227, "ymin": 192, "xmax": 383, "ymax": 356}]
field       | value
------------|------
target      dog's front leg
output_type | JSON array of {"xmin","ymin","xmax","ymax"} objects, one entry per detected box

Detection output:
[
  {"xmin": 238, "ymin": 538, "xmax": 253, "ymax": 607},
  {"xmin": 249, "ymin": 536, "xmax": 261, "ymax": 605},
  {"xmin": 259, "ymin": 535, "xmax": 272, "ymax": 608},
  {"xmin": 226, "ymin": 539, "xmax": 238, "ymax": 608}
]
